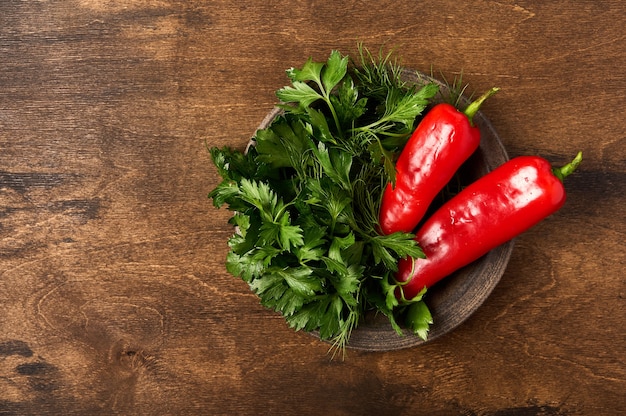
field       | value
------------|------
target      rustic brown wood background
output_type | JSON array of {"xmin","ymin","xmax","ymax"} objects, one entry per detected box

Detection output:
[{"xmin": 1, "ymin": 1, "xmax": 624, "ymax": 415}]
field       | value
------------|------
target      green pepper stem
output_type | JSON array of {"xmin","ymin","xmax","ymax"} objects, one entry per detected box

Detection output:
[
  {"xmin": 552, "ymin": 151, "xmax": 583, "ymax": 181},
  {"xmin": 463, "ymin": 87, "xmax": 500, "ymax": 125}
]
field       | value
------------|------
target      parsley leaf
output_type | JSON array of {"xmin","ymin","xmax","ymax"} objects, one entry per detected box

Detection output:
[
  {"xmin": 276, "ymin": 81, "xmax": 323, "ymax": 109},
  {"xmin": 310, "ymin": 142, "xmax": 353, "ymax": 191},
  {"xmin": 330, "ymin": 78, "xmax": 368, "ymax": 126},
  {"xmin": 370, "ymin": 232, "xmax": 425, "ymax": 271},
  {"xmin": 293, "ymin": 225, "xmax": 327, "ymax": 263},
  {"xmin": 287, "ymin": 57, "xmax": 324, "ymax": 84},
  {"xmin": 404, "ymin": 299, "xmax": 433, "ymax": 340},
  {"xmin": 322, "ymin": 50, "xmax": 349, "ymax": 93}
]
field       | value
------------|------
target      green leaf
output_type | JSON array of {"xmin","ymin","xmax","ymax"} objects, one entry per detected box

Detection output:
[
  {"xmin": 322, "ymin": 234, "xmax": 362, "ymax": 308},
  {"xmin": 277, "ymin": 213, "xmax": 305, "ymax": 250},
  {"xmin": 250, "ymin": 266, "xmax": 322, "ymax": 301},
  {"xmin": 209, "ymin": 146, "xmax": 260, "ymax": 182},
  {"xmin": 321, "ymin": 256, "xmax": 349, "ymax": 276},
  {"xmin": 370, "ymin": 232, "xmax": 425, "ymax": 270},
  {"xmin": 366, "ymin": 278, "xmax": 403, "ymax": 335},
  {"xmin": 293, "ymin": 225, "xmax": 327, "ymax": 263},
  {"xmin": 238, "ymin": 178, "xmax": 282, "ymax": 221},
  {"xmin": 227, "ymin": 232, "xmax": 250, "ymax": 257},
  {"xmin": 256, "ymin": 116, "xmax": 316, "ymax": 180},
  {"xmin": 386, "ymin": 82, "xmax": 439, "ymax": 128},
  {"xmin": 330, "ymin": 78, "xmax": 367, "ymax": 125},
  {"xmin": 258, "ymin": 279, "xmax": 289, "ymax": 305},
  {"xmin": 318, "ymin": 296, "xmax": 345, "ymax": 339},
  {"xmin": 273, "ymin": 289, "xmax": 306, "ymax": 316},
  {"xmin": 328, "ymin": 233, "xmax": 356, "ymax": 262},
  {"xmin": 286, "ymin": 298, "xmax": 324, "ymax": 332},
  {"xmin": 305, "ymin": 107, "xmax": 335, "ymax": 144},
  {"xmin": 370, "ymin": 239, "xmax": 396, "ymax": 269},
  {"xmin": 208, "ymin": 180, "xmax": 239, "ymax": 208},
  {"xmin": 380, "ymin": 274, "xmax": 400, "ymax": 311},
  {"xmin": 341, "ymin": 240, "xmax": 364, "ymax": 266},
  {"xmin": 303, "ymin": 178, "xmax": 353, "ymax": 230},
  {"xmin": 225, "ymin": 250, "xmax": 264, "ymax": 282},
  {"xmin": 331, "ymin": 265, "xmax": 362, "ymax": 306},
  {"xmin": 251, "ymin": 245, "xmax": 282, "ymax": 265},
  {"xmin": 271, "ymin": 266, "xmax": 321, "ymax": 297},
  {"xmin": 366, "ymin": 137, "xmax": 398, "ymax": 185},
  {"xmin": 311, "ymin": 142, "xmax": 353, "ymax": 191},
  {"xmin": 329, "ymin": 147, "xmax": 353, "ymax": 189},
  {"xmin": 287, "ymin": 58, "xmax": 324, "ymax": 84},
  {"xmin": 405, "ymin": 300, "xmax": 433, "ymax": 340},
  {"xmin": 209, "ymin": 146, "xmax": 230, "ymax": 179},
  {"xmin": 328, "ymin": 193, "xmax": 354, "ymax": 224},
  {"xmin": 351, "ymin": 82, "xmax": 439, "ymax": 137},
  {"xmin": 286, "ymin": 295, "xmax": 346, "ymax": 341},
  {"xmin": 229, "ymin": 213, "xmax": 250, "ymax": 235},
  {"xmin": 257, "ymin": 213, "xmax": 304, "ymax": 252},
  {"xmin": 228, "ymin": 214, "xmax": 261, "ymax": 255},
  {"xmin": 322, "ymin": 50, "xmax": 349, "ymax": 93},
  {"xmin": 249, "ymin": 270, "xmax": 283, "ymax": 295},
  {"xmin": 276, "ymin": 81, "xmax": 323, "ymax": 108},
  {"xmin": 254, "ymin": 126, "xmax": 292, "ymax": 169}
]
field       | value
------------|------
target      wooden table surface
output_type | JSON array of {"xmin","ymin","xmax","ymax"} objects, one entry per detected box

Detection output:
[{"xmin": 1, "ymin": 1, "xmax": 624, "ymax": 415}]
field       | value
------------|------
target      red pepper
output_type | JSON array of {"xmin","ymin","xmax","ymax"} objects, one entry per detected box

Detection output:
[
  {"xmin": 395, "ymin": 152, "xmax": 583, "ymax": 301},
  {"xmin": 379, "ymin": 88, "xmax": 499, "ymax": 235}
]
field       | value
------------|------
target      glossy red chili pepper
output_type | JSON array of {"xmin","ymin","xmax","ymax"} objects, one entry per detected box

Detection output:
[
  {"xmin": 395, "ymin": 152, "xmax": 583, "ymax": 301},
  {"xmin": 379, "ymin": 88, "xmax": 499, "ymax": 235}
]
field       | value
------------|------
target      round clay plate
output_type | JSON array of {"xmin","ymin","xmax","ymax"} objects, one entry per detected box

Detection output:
[{"xmin": 254, "ymin": 70, "xmax": 514, "ymax": 351}]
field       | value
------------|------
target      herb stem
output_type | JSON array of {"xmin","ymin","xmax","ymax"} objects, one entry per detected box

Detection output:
[
  {"xmin": 351, "ymin": 116, "xmax": 392, "ymax": 133},
  {"xmin": 323, "ymin": 95, "xmax": 344, "ymax": 140}
]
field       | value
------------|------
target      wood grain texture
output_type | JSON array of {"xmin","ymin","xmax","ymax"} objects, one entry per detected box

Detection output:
[{"xmin": 1, "ymin": 1, "xmax": 624, "ymax": 415}]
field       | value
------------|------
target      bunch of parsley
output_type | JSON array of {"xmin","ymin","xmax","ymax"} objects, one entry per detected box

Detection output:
[{"xmin": 209, "ymin": 46, "xmax": 438, "ymax": 355}]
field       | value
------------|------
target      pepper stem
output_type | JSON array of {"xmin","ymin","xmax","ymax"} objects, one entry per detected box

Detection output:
[
  {"xmin": 552, "ymin": 151, "xmax": 583, "ymax": 182},
  {"xmin": 463, "ymin": 87, "xmax": 500, "ymax": 126}
]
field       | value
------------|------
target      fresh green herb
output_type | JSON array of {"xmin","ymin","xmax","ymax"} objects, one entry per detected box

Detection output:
[{"xmin": 209, "ymin": 46, "xmax": 439, "ymax": 357}]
